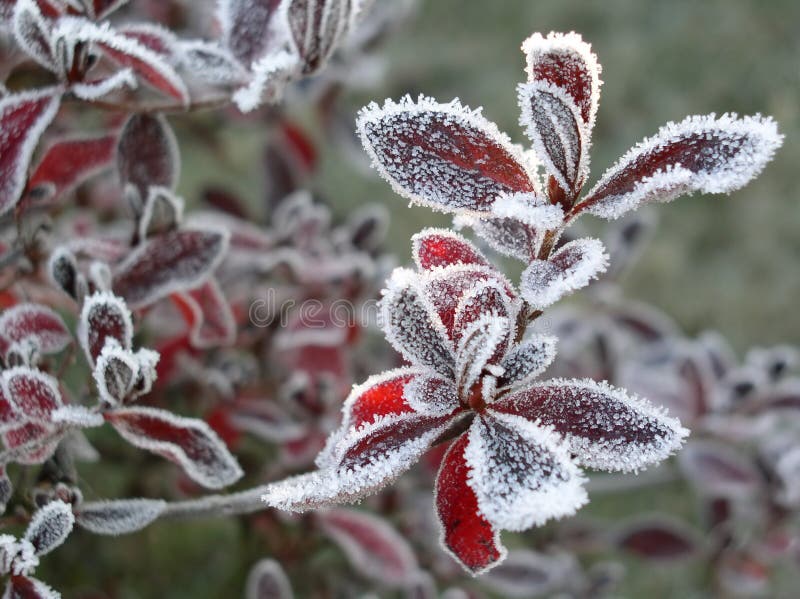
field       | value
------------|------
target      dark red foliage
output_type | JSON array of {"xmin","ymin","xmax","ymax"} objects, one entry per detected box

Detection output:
[{"xmin": 116, "ymin": 114, "xmax": 178, "ymax": 201}]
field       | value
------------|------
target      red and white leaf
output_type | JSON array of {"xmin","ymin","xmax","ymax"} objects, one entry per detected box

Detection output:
[
  {"xmin": 219, "ymin": 0, "xmax": 284, "ymax": 66},
  {"xmin": 3, "ymin": 576, "xmax": 60, "ymax": 599},
  {"xmin": 436, "ymin": 434, "xmax": 505, "ymax": 575},
  {"xmin": 137, "ymin": 186, "xmax": 184, "ymax": 240},
  {"xmin": 77, "ymin": 291, "xmax": 133, "ymax": 365},
  {"xmin": 0, "ymin": 304, "xmax": 70, "ymax": 356},
  {"xmin": 287, "ymin": 0, "xmax": 353, "ymax": 74},
  {"xmin": 615, "ymin": 516, "xmax": 698, "ymax": 560},
  {"xmin": 411, "ymin": 228, "xmax": 490, "ymax": 271},
  {"xmin": 105, "ymin": 406, "xmax": 243, "ymax": 489},
  {"xmin": 92, "ymin": 341, "xmax": 138, "ymax": 404},
  {"xmin": 12, "ymin": 0, "xmax": 56, "ymax": 72},
  {"xmin": 74, "ymin": 498, "xmax": 166, "ymax": 535},
  {"xmin": 231, "ymin": 50, "xmax": 298, "ymax": 113},
  {"xmin": 454, "ymin": 213, "xmax": 541, "ymax": 262},
  {"xmin": 575, "ymin": 114, "xmax": 783, "ymax": 219},
  {"xmin": 497, "ymin": 334, "xmax": 558, "ymax": 390},
  {"xmin": 402, "ymin": 372, "xmax": 460, "ymax": 418},
  {"xmin": 0, "ymin": 88, "xmax": 61, "ymax": 215},
  {"xmin": 0, "ymin": 368, "xmax": 62, "ymax": 422},
  {"xmin": 678, "ymin": 440, "xmax": 762, "ymax": 499},
  {"xmin": 171, "ymin": 279, "xmax": 235, "ymax": 349},
  {"xmin": 70, "ymin": 67, "xmax": 138, "ymax": 101},
  {"xmin": 111, "ymin": 228, "xmax": 229, "ymax": 309},
  {"xmin": 116, "ymin": 113, "xmax": 179, "ymax": 201},
  {"xmin": 454, "ymin": 316, "xmax": 510, "ymax": 395},
  {"xmin": 245, "ymin": 558, "xmax": 293, "ymax": 599},
  {"xmin": 489, "ymin": 192, "xmax": 565, "ymax": 229},
  {"xmin": 481, "ymin": 550, "xmax": 577, "ymax": 598},
  {"xmin": 27, "ymin": 133, "xmax": 116, "ymax": 202},
  {"xmin": 317, "ymin": 508, "xmax": 418, "ymax": 587},
  {"xmin": 357, "ymin": 96, "xmax": 539, "ymax": 215},
  {"xmin": 116, "ymin": 23, "xmax": 177, "ymax": 58},
  {"xmin": 1, "ymin": 422, "xmax": 61, "ymax": 465},
  {"xmin": 520, "ymin": 238, "xmax": 608, "ymax": 310},
  {"xmin": 492, "ymin": 378, "xmax": 689, "ymax": 472},
  {"xmin": 464, "ymin": 412, "xmax": 587, "ymax": 531},
  {"xmin": 451, "ymin": 280, "xmax": 514, "ymax": 345},
  {"xmin": 24, "ymin": 500, "xmax": 74, "ymax": 556}
]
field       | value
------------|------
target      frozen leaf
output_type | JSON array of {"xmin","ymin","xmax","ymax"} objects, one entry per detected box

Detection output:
[
  {"xmin": 357, "ymin": 96, "xmax": 538, "ymax": 215},
  {"xmin": 411, "ymin": 228, "xmax": 489, "ymax": 271},
  {"xmin": 116, "ymin": 23, "xmax": 177, "ymax": 58},
  {"xmin": 518, "ymin": 81, "xmax": 586, "ymax": 194},
  {"xmin": 521, "ymin": 32, "xmax": 601, "ymax": 132},
  {"xmin": 219, "ymin": 0, "xmax": 283, "ymax": 65},
  {"xmin": 3, "ymin": 576, "xmax": 59, "ymax": 599},
  {"xmin": 137, "ymin": 186, "xmax": 183, "ymax": 239},
  {"xmin": 92, "ymin": 341, "xmax": 138, "ymax": 404},
  {"xmin": 70, "ymin": 67, "xmax": 138, "ymax": 101},
  {"xmin": 317, "ymin": 508, "xmax": 418, "ymax": 587},
  {"xmin": 77, "ymin": 291, "xmax": 133, "ymax": 365},
  {"xmin": 489, "ymin": 193, "xmax": 565, "ymax": 229},
  {"xmin": 116, "ymin": 113, "xmax": 179, "ymax": 202},
  {"xmin": 454, "ymin": 213, "xmax": 540, "ymax": 262},
  {"xmin": 0, "ymin": 88, "xmax": 61, "ymax": 215},
  {"xmin": 380, "ymin": 268, "xmax": 454, "ymax": 376},
  {"xmin": 245, "ymin": 558, "xmax": 293, "ymax": 599},
  {"xmin": 492, "ymin": 378, "xmax": 689, "ymax": 472},
  {"xmin": 47, "ymin": 248, "xmax": 80, "ymax": 300},
  {"xmin": 520, "ymin": 238, "xmax": 608, "ymax": 310},
  {"xmin": 451, "ymin": 280, "xmax": 514, "ymax": 344},
  {"xmin": 232, "ymin": 50, "xmax": 298, "ymax": 112},
  {"xmin": 2, "ymin": 421, "xmax": 60, "ymax": 465},
  {"xmin": 436, "ymin": 434, "xmax": 505, "ymax": 575},
  {"xmin": 454, "ymin": 316, "xmax": 510, "ymax": 394},
  {"xmin": 0, "ymin": 304, "xmax": 70, "ymax": 357},
  {"xmin": 105, "ymin": 406, "xmax": 243, "ymax": 489},
  {"xmin": 74, "ymin": 498, "xmax": 166, "ymax": 535},
  {"xmin": 497, "ymin": 334, "xmax": 557, "ymax": 390},
  {"xmin": 12, "ymin": 0, "xmax": 56, "ymax": 72},
  {"xmin": 481, "ymin": 550, "xmax": 577, "ymax": 598},
  {"xmin": 130, "ymin": 348, "xmax": 158, "ymax": 399},
  {"xmin": 678, "ymin": 440, "xmax": 762, "ymax": 499},
  {"xmin": 287, "ymin": 0, "xmax": 353, "ymax": 74},
  {"xmin": 615, "ymin": 517, "xmax": 698, "ymax": 560},
  {"xmin": 171, "ymin": 279, "xmax": 235, "ymax": 349},
  {"xmin": 177, "ymin": 40, "xmax": 247, "ymax": 85},
  {"xmin": 0, "ymin": 468, "xmax": 11, "ymax": 513},
  {"xmin": 112, "ymin": 228, "xmax": 229, "ymax": 309},
  {"xmin": 465, "ymin": 412, "xmax": 587, "ymax": 531},
  {"xmin": 1, "ymin": 368, "xmax": 62, "ymax": 422},
  {"xmin": 24, "ymin": 500, "xmax": 74, "ymax": 556},
  {"xmin": 402, "ymin": 373, "xmax": 460, "ymax": 417},
  {"xmin": 27, "ymin": 133, "xmax": 116, "ymax": 202},
  {"xmin": 575, "ymin": 114, "xmax": 783, "ymax": 219}
]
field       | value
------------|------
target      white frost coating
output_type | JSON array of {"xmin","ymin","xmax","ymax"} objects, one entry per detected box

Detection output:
[
  {"xmin": 131, "ymin": 348, "xmax": 159, "ymax": 398},
  {"xmin": 455, "ymin": 315, "xmax": 510, "ymax": 394},
  {"xmin": 12, "ymin": 0, "xmax": 56, "ymax": 72},
  {"xmin": 465, "ymin": 412, "xmax": 587, "ymax": 531},
  {"xmin": 0, "ymin": 303, "xmax": 71, "ymax": 354},
  {"xmin": 317, "ymin": 508, "xmax": 418, "ymax": 587},
  {"xmin": 520, "ymin": 237, "xmax": 609, "ymax": 310},
  {"xmin": 137, "ymin": 186, "xmax": 184, "ymax": 241},
  {"xmin": 379, "ymin": 267, "xmax": 456, "ymax": 376},
  {"xmin": 497, "ymin": 334, "xmax": 558, "ymax": 390},
  {"xmin": 24, "ymin": 500, "xmax": 74, "ymax": 556},
  {"xmin": 108, "ymin": 406, "xmax": 243, "ymax": 489},
  {"xmin": 92, "ymin": 340, "xmax": 139, "ymax": 404},
  {"xmin": 0, "ymin": 87, "xmax": 61, "ymax": 215},
  {"xmin": 71, "ymin": 68, "xmax": 138, "ymax": 101},
  {"xmin": 452, "ymin": 278, "xmax": 518, "ymax": 339},
  {"xmin": 581, "ymin": 113, "xmax": 784, "ymax": 219},
  {"xmin": 245, "ymin": 558, "xmax": 294, "ymax": 599},
  {"xmin": 517, "ymin": 81, "xmax": 588, "ymax": 193},
  {"xmin": 520, "ymin": 378, "xmax": 690, "ymax": 472},
  {"xmin": 490, "ymin": 193, "xmax": 564, "ymax": 230},
  {"xmin": 176, "ymin": 40, "xmax": 248, "ymax": 84},
  {"xmin": 0, "ymin": 535, "xmax": 39, "ymax": 576},
  {"xmin": 77, "ymin": 291, "xmax": 133, "ymax": 366},
  {"xmin": 453, "ymin": 213, "xmax": 540, "ymax": 262},
  {"xmin": 50, "ymin": 406, "xmax": 103, "ymax": 428},
  {"xmin": 521, "ymin": 31, "xmax": 602, "ymax": 132},
  {"xmin": 403, "ymin": 374, "xmax": 460, "ymax": 416},
  {"xmin": 1, "ymin": 366, "xmax": 62, "ymax": 421},
  {"xmin": 75, "ymin": 498, "xmax": 167, "ymax": 536},
  {"xmin": 356, "ymin": 95, "xmax": 542, "ymax": 215},
  {"xmin": 232, "ymin": 50, "xmax": 299, "ymax": 112}
]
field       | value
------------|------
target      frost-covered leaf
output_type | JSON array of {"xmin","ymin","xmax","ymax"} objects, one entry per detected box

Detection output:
[
  {"xmin": 380, "ymin": 268, "xmax": 454, "ymax": 376},
  {"xmin": 12, "ymin": 0, "xmax": 56, "ymax": 72},
  {"xmin": 465, "ymin": 412, "xmax": 587, "ymax": 531},
  {"xmin": 615, "ymin": 517, "xmax": 698, "ymax": 560},
  {"xmin": 411, "ymin": 228, "xmax": 490, "ymax": 271},
  {"xmin": 245, "ymin": 558, "xmax": 293, "ymax": 599},
  {"xmin": 0, "ymin": 468, "xmax": 11, "ymax": 514},
  {"xmin": 70, "ymin": 67, "xmax": 138, "ymax": 101},
  {"xmin": 27, "ymin": 133, "xmax": 116, "ymax": 202},
  {"xmin": 436, "ymin": 434, "xmax": 505, "ymax": 575},
  {"xmin": 519, "ymin": 238, "xmax": 608, "ymax": 310},
  {"xmin": 111, "ymin": 228, "xmax": 228, "ymax": 309},
  {"xmin": 451, "ymin": 280, "xmax": 514, "ymax": 345},
  {"xmin": 287, "ymin": 0, "xmax": 353, "ymax": 74},
  {"xmin": 454, "ymin": 316, "xmax": 510, "ymax": 395},
  {"xmin": 489, "ymin": 193, "xmax": 565, "ymax": 229},
  {"xmin": 497, "ymin": 334, "xmax": 557, "ymax": 390},
  {"xmin": 521, "ymin": 32, "xmax": 601, "ymax": 133},
  {"xmin": 116, "ymin": 23, "xmax": 177, "ymax": 58},
  {"xmin": 74, "ymin": 498, "xmax": 166, "ymax": 535},
  {"xmin": 137, "ymin": 186, "xmax": 183, "ymax": 239},
  {"xmin": 454, "ymin": 213, "xmax": 540, "ymax": 262},
  {"xmin": 24, "ymin": 500, "xmax": 74, "ymax": 556},
  {"xmin": 172, "ymin": 279, "xmax": 235, "ymax": 349},
  {"xmin": 678, "ymin": 440, "xmax": 762, "ymax": 499},
  {"xmin": 177, "ymin": 40, "xmax": 247, "ymax": 85},
  {"xmin": 481, "ymin": 550, "xmax": 577, "ymax": 598},
  {"xmin": 518, "ymin": 81, "xmax": 586, "ymax": 195},
  {"xmin": 575, "ymin": 114, "xmax": 783, "ymax": 219},
  {"xmin": 50, "ymin": 405, "xmax": 103, "ymax": 428},
  {"xmin": 129, "ymin": 348, "xmax": 158, "ymax": 399},
  {"xmin": 492, "ymin": 378, "xmax": 689, "ymax": 472},
  {"xmin": 116, "ymin": 113, "xmax": 179, "ymax": 202},
  {"xmin": 402, "ymin": 372, "xmax": 460, "ymax": 418},
  {"xmin": 0, "ymin": 368, "xmax": 62, "ymax": 422},
  {"xmin": 317, "ymin": 508, "xmax": 418, "ymax": 587},
  {"xmin": 231, "ymin": 50, "xmax": 298, "ymax": 113},
  {"xmin": 0, "ymin": 304, "xmax": 70, "ymax": 357},
  {"xmin": 105, "ymin": 406, "xmax": 243, "ymax": 489},
  {"xmin": 92, "ymin": 341, "xmax": 138, "ymax": 404},
  {"xmin": 219, "ymin": 0, "xmax": 283, "ymax": 66},
  {"xmin": 77, "ymin": 291, "xmax": 133, "ymax": 365},
  {"xmin": 2, "ymin": 421, "xmax": 61, "ymax": 465},
  {"xmin": 48, "ymin": 248, "xmax": 80, "ymax": 300},
  {"xmin": 4, "ymin": 575, "xmax": 60, "ymax": 599},
  {"xmin": 357, "ymin": 96, "xmax": 538, "ymax": 215},
  {"xmin": 0, "ymin": 88, "xmax": 61, "ymax": 215}
]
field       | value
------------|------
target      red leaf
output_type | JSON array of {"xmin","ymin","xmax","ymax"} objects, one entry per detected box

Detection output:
[
  {"xmin": 4, "ymin": 575, "xmax": 59, "ymax": 599},
  {"xmin": 12, "ymin": 0, "xmax": 57, "ymax": 72},
  {"xmin": 77, "ymin": 292, "xmax": 133, "ymax": 365},
  {"xmin": 112, "ymin": 228, "xmax": 228, "ymax": 309},
  {"xmin": 616, "ymin": 517, "xmax": 698, "ymax": 560},
  {"xmin": 27, "ymin": 133, "xmax": 116, "ymax": 202},
  {"xmin": 97, "ymin": 39, "xmax": 186, "ymax": 103},
  {"xmin": 357, "ymin": 97, "xmax": 538, "ymax": 214},
  {"xmin": 317, "ymin": 508, "xmax": 418, "ymax": 586},
  {"xmin": 105, "ymin": 406, "xmax": 243, "ymax": 489},
  {"xmin": 2, "ymin": 422, "xmax": 60, "ymax": 465},
  {"xmin": 220, "ymin": 0, "xmax": 283, "ymax": 65},
  {"xmin": 0, "ymin": 303, "xmax": 71, "ymax": 356},
  {"xmin": 0, "ymin": 367, "xmax": 62, "ymax": 422},
  {"xmin": 0, "ymin": 88, "xmax": 61, "ymax": 215},
  {"xmin": 412, "ymin": 228, "xmax": 490, "ymax": 271},
  {"xmin": 172, "ymin": 279, "xmax": 236, "ymax": 349},
  {"xmin": 287, "ymin": 0, "xmax": 352, "ymax": 74},
  {"xmin": 117, "ymin": 23, "xmax": 177, "ymax": 57},
  {"xmin": 436, "ymin": 434, "xmax": 504, "ymax": 574},
  {"xmin": 116, "ymin": 113, "xmax": 179, "ymax": 201}
]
